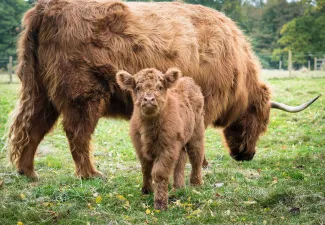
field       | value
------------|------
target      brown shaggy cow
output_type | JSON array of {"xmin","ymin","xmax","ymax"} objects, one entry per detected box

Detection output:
[
  {"xmin": 116, "ymin": 67, "xmax": 205, "ymax": 210},
  {"xmin": 7, "ymin": 0, "xmax": 318, "ymax": 180}
]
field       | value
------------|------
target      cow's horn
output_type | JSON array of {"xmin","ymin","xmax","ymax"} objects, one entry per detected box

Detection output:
[{"xmin": 270, "ymin": 95, "xmax": 320, "ymax": 112}]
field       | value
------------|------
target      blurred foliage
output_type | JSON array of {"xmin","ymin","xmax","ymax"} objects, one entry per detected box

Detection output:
[
  {"xmin": 274, "ymin": 0, "xmax": 325, "ymax": 67},
  {"xmin": 0, "ymin": 0, "xmax": 324, "ymax": 69},
  {"xmin": 0, "ymin": 0, "xmax": 29, "ymax": 58}
]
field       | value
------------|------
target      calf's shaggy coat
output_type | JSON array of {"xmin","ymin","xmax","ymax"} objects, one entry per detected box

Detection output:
[{"xmin": 116, "ymin": 68, "xmax": 205, "ymax": 210}]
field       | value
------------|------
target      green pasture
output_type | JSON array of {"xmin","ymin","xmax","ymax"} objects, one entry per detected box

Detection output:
[{"xmin": 0, "ymin": 71, "xmax": 324, "ymax": 224}]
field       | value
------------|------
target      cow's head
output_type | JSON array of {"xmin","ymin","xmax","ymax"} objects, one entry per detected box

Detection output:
[
  {"xmin": 224, "ymin": 86, "xmax": 319, "ymax": 161},
  {"xmin": 222, "ymin": 84, "xmax": 271, "ymax": 161},
  {"xmin": 116, "ymin": 68, "xmax": 181, "ymax": 118}
]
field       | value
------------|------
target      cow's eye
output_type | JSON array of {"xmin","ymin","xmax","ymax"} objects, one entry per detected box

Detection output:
[{"xmin": 158, "ymin": 86, "xmax": 163, "ymax": 91}]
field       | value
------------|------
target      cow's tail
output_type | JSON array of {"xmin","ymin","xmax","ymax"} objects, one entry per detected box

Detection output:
[{"xmin": 6, "ymin": 3, "xmax": 45, "ymax": 165}]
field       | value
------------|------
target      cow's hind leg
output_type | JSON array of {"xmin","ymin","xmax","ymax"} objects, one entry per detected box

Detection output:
[
  {"xmin": 9, "ymin": 95, "xmax": 59, "ymax": 180},
  {"xmin": 62, "ymin": 100, "xmax": 103, "ymax": 178},
  {"xmin": 173, "ymin": 147, "xmax": 187, "ymax": 189}
]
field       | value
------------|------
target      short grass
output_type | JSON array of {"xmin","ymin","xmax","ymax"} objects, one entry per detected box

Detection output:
[{"xmin": 0, "ymin": 71, "xmax": 324, "ymax": 224}]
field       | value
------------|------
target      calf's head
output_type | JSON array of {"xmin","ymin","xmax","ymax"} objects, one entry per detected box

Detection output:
[{"xmin": 116, "ymin": 68, "xmax": 181, "ymax": 118}]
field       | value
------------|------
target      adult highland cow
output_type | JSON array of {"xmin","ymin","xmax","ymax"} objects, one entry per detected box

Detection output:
[{"xmin": 8, "ymin": 0, "xmax": 318, "ymax": 180}]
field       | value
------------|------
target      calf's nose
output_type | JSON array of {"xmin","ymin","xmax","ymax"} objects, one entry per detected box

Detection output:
[{"xmin": 144, "ymin": 96, "xmax": 155, "ymax": 103}]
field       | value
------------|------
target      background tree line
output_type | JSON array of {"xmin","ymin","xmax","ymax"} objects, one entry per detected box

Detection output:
[{"xmin": 1, "ymin": 0, "xmax": 324, "ymax": 69}]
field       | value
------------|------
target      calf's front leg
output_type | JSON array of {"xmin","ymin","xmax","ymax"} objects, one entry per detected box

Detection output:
[{"xmin": 151, "ymin": 153, "xmax": 177, "ymax": 210}]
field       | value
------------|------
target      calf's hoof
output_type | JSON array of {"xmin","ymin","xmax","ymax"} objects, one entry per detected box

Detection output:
[
  {"xmin": 173, "ymin": 183, "xmax": 185, "ymax": 189},
  {"xmin": 202, "ymin": 159, "xmax": 209, "ymax": 168},
  {"xmin": 154, "ymin": 200, "xmax": 168, "ymax": 210},
  {"xmin": 18, "ymin": 169, "xmax": 39, "ymax": 181},
  {"xmin": 190, "ymin": 178, "xmax": 203, "ymax": 187}
]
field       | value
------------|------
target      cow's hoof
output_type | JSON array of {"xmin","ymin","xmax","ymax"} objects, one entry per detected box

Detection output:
[
  {"xmin": 79, "ymin": 170, "xmax": 105, "ymax": 179},
  {"xmin": 18, "ymin": 169, "xmax": 39, "ymax": 181},
  {"xmin": 141, "ymin": 187, "xmax": 153, "ymax": 195}
]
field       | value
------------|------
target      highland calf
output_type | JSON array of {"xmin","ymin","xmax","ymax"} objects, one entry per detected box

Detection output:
[{"xmin": 116, "ymin": 68, "xmax": 205, "ymax": 210}]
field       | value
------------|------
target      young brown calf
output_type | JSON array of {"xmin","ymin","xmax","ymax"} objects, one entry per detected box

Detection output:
[{"xmin": 116, "ymin": 68, "xmax": 205, "ymax": 210}]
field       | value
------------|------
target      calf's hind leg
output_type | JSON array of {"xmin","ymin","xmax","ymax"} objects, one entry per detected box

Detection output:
[
  {"xmin": 62, "ymin": 100, "xmax": 103, "ymax": 178},
  {"xmin": 173, "ymin": 147, "xmax": 187, "ymax": 189},
  {"xmin": 186, "ymin": 125, "xmax": 205, "ymax": 186}
]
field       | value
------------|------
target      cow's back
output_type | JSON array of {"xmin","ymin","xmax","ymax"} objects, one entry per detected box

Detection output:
[{"xmin": 33, "ymin": 0, "xmax": 260, "ymax": 126}]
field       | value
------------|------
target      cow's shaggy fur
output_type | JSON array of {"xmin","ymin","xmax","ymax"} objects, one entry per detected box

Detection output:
[
  {"xmin": 8, "ymin": 0, "xmax": 271, "ymax": 179},
  {"xmin": 116, "ymin": 68, "xmax": 205, "ymax": 210}
]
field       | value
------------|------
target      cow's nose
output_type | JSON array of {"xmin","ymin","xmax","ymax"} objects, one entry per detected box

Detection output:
[{"xmin": 144, "ymin": 96, "xmax": 155, "ymax": 103}]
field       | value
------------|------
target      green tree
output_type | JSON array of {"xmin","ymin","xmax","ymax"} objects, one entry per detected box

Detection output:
[
  {"xmin": 0, "ymin": 0, "xmax": 29, "ymax": 60},
  {"xmin": 274, "ymin": 0, "xmax": 325, "ymax": 68},
  {"xmin": 184, "ymin": 0, "xmax": 244, "ymax": 26},
  {"xmin": 252, "ymin": 0, "xmax": 306, "ymax": 68}
]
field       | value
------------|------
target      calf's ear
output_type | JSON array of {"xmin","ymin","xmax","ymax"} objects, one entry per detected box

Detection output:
[
  {"xmin": 116, "ymin": 70, "xmax": 135, "ymax": 91},
  {"xmin": 164, "ymin": 67, "xmax": 181, "ymax": 88}
]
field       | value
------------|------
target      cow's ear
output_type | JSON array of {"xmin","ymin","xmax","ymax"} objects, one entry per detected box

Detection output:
[
  {"xmin": 116, "ymin": 70, "xmax": 135, "ymax": 91},
  {"xmin": 164, "ymin": 68, "xmax": 181, "ymax": 88}
]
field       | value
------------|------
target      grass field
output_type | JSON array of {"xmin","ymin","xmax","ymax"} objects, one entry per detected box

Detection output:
[{"xmin": 0, "ymin": 71, "xmax": 324, "ymax": 224}]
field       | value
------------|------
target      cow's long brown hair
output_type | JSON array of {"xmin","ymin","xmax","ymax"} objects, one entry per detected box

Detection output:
[{"xmin": 7, "ymin": 0, "xmax": 313, "ymax": 179}]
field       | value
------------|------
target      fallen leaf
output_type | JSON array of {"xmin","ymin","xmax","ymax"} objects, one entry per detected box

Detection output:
[
  {"xmin": 146, "ymin": 209, "xmax": 151, "ymax": 214},
  {"xmin": 271, "ymin": 177, "xmax": 278, "ymax": 186},
  {"xmin": 123, "ymin": 201, "xmax": 130, "ymax": 210},
  {"xmin": 17, "ymin": 222, "xmax": 23, "ymax": 225},
  {"xmin": 116, "ymin": 195, "xmax": 126, "ymax": 201},
  {"xmin": 209, "ymin": 209, "xmax": 215, "ymax": 217},
  {"xmin": 243, "ymin": 200, "xmax": 257, "ymax": 205},
  {"xmin": 192, "ymin": 189, "xmax": 202, "ymax": 195},
  {"xmin": 87, "ymin": 203, "xmax": 94, "ymax": 210},
  {"xmin": 174, "ymin": 200, "xmax": 182, "ymax": 206},
  {"xmin": 215, "ymin": 193, "xmax": 222, "ymax": 197},
  {"xmin": 20, "ymin": 193, "xmax": 26, "ymax": 200},
  {"xmin": 0, "ymin": 180, "xmax": 3, "ymax": 187},
  {"xmin": 95, "ymin": 195, "xmax": 102, "ymax": 204},
  {"xmin": 214, "ymin": 182, "xmax": 224, "ymax": 188},
  {"xmin": 191, "ymin": 209, "xmax": 201, "ymax": 216}
]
